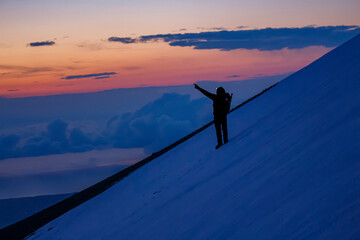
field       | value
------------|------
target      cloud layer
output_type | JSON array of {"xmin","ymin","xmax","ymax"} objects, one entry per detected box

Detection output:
[
  {"xmin": 107, "ymin": 37, "xmax": 136, "ymax": 44},
  {"xmin": 0, "ymin": 119, "xmax": 107, "ymax": 160},
  {"xmin": 105, "ymin": 93, "xmax": 211, "ymax": 152},
  {"xmin": 108, "ymin": 25, "xmax": 360, "ymax": 51},
  {"xmin": 61, "ymin": 72, "xmax": 117, "ymax": 80},
  {"xmin": 0, "ymin": 93, "xmax": 213, "ymax": 160},
  {"xmin": 28, "ymin": 41, "xmax": 55, "ymax": 47}
]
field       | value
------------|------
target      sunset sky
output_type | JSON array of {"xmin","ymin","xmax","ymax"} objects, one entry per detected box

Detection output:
[{"xmin": 1, "ymin": 0, "xmax": 359, "ymax": 98}]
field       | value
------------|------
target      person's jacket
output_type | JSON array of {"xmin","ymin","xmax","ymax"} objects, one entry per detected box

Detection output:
[{"xmin": 196, "ymin": 86, "xmax": 228, "ymax": 118}]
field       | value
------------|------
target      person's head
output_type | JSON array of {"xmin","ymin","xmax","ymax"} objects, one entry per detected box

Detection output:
[{"xmin": 216, "ymin": 87, "xmax": 225, "ymax": 96}]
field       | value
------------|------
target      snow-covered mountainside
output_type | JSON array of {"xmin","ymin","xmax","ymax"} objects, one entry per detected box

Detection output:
[{"xmin": 29, "ymin": 34, "xmax": 360, "ymax": 240}]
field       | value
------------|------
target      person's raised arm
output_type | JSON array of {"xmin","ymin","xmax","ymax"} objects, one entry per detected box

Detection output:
[{"xmin": 194, "ymin": 84, "xmax": 215, "ymax": 100}]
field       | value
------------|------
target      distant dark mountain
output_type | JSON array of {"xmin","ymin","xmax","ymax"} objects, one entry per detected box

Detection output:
[{"xmin": 0, "ymin": 193, "xmax": 74, "ymax": 229}]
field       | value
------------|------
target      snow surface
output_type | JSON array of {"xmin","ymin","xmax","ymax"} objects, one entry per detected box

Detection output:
[{"xmin": 28, "ymin": 34, "xmax": 360, "ymax": 240}]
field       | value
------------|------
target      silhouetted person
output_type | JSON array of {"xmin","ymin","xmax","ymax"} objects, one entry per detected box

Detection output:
[{"xmin": 194, "ymin": 84, "xmax": 232, "ymax": 149}]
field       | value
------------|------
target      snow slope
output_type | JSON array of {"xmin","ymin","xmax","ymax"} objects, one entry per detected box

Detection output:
[{"xmin": 28, "ymin": 34, "xmax": 360, "ymax": 240}]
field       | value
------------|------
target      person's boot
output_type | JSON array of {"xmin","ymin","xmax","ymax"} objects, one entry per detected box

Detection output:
[{"xmin": 215, "ymin": 143, "xmax": 223, "ymax": 149}]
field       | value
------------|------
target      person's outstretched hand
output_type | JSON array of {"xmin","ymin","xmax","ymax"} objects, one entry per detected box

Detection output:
[{"xmin": 194, "ymin": 84, "xmax": 200, "ymax": 89}]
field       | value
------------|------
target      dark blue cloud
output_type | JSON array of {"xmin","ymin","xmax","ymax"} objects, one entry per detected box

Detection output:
[
  {"xmin": 0, "ymin": 119, "xmax": 109, "ymax": 160},
  {"xmin": 208, "ymin": 27, "xmax": 227, "ymax": 31},
  {"xmin": 0, "ymin": 134, "xmax": 20, "ymax": 149},
  {"xmin": 0, "ymin": 92, "xmax": 212, "ymax": 160},
  {"xmin": 0, "ymin": 134, "xmax": 21, "ymax": 159},
  {"xmin": 0, "ymin": 134, "xmax": 21, "ymax": 158},
  {"xmin": 108, "ymin": 37, "xmax": 136, "ymax": 43},
  {"xmin": 46, "ymin": 119, "xmax": 68, "ymax": 143},
  {"xmin": 28, "ymin": 41, "xmax": 55, "ymax": 47},
  {"xmin": 236, "ymin": 26, "xmax": 248, "ymax": 29},
  {"xmin": 105, "ymin": 93, "xmax": 211, "ymax": 152},
  {"xmin": 17, "ymin": 119, "xmax": 69, "ymax": 157},
  {"xmin": 68, "ymin": 127, "xmax": 98, "ymax": 152},
  {"xmin": 69, "ymin": 127, "xmax": 92, "ymax": 146},
  {"xmin": 227, "ymin": 75, "xmax": 245, "ymax": 78},
  {"xmin": 61, "ymin": 72, "xmax": 117, "ymax": 80},
  {"xmin": 108, "ymin": 25, "xmax": 360, "ymax": 51}
]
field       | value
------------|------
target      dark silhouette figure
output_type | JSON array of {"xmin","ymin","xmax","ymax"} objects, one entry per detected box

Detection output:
[{"xmin": 194, "ymin": 84, "xmax": 232, "ymax": 149}]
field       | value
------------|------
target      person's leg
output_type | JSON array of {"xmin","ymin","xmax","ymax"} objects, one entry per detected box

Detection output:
[
  {"xmin": 222, "ymin": 117, "xmax": 228, "ymax": 143},
  {"xmin": 214, "ymin": 120, "xmax": 223, "ymax": 146}
]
